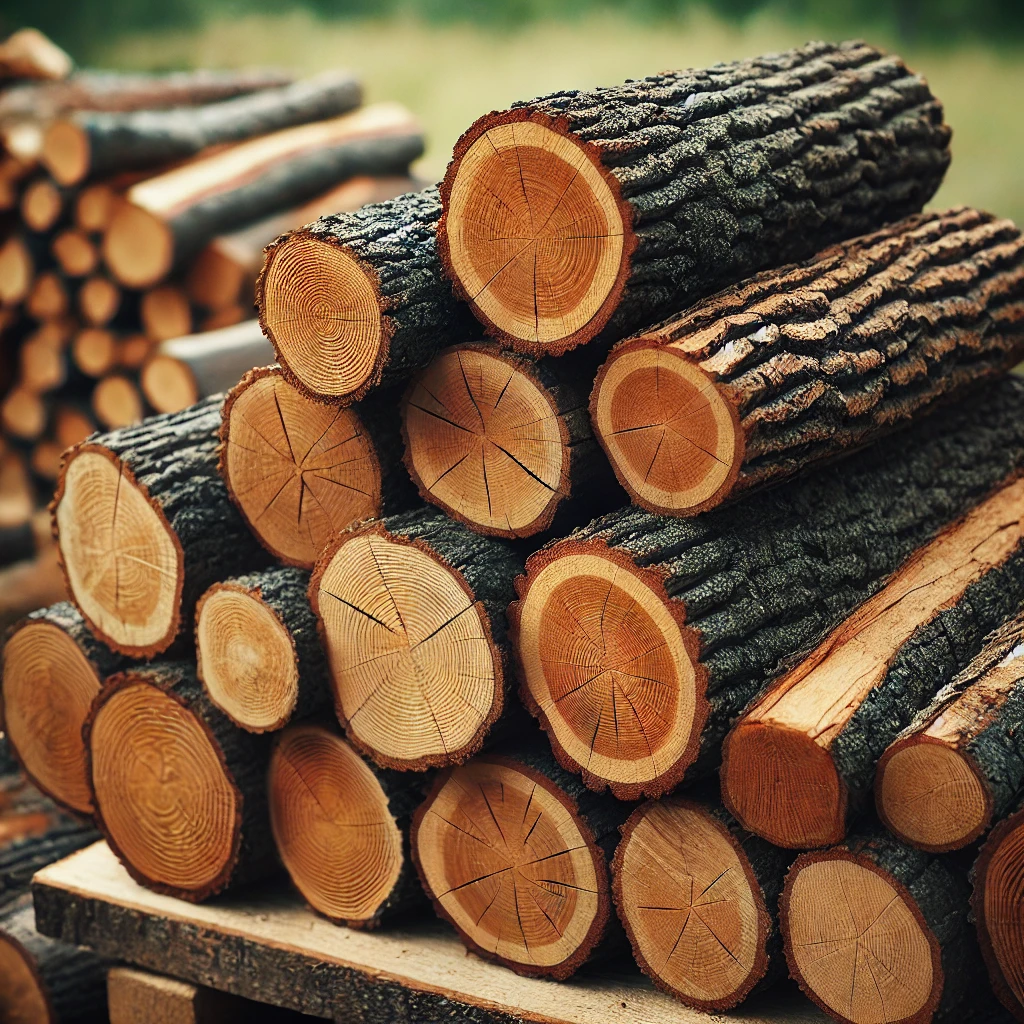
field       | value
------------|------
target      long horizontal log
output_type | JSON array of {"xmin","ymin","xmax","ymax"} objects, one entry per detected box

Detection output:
[
  {"xmin": 0, "ymin": 28, "xmax": 71, "ymax": 82},
  {"xmin": 439, "ymin": 41, "xmax": 950, "ymax": 356},
  {"xmin": 875, "ymin": 611, "xmax": 1024, "ymax": 852},
  {"xmin": 509, "ymin": 377, "xmax": 1024, "ymax": 801},
  {"xmin": 103, "ymin": 102, "xmax": 424, "ymax": 289},
  {"xmin": 591, "ymin": 207, "xmax": 1024, "ymax": 515}
]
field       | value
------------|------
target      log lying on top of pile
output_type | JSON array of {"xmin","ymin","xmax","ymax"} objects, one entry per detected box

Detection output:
[
  {"xmin": 510, "ymin": 377, "xmax": 1024, "ymax": 801},
  {"xmin": 438, "ymin": 40, "xmax": 951, "ymax": 356}
]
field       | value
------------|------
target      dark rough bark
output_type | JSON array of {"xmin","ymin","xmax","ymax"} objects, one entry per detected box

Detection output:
[
  {"xmin": 441, "ymin": 40, "xmax": 951, "ymax": 355},
  {"xmin": 0, "ymin": 819, "xmax": 100, "ymax": 902},
  {"xmin": 352, "ymin": 385, "xmax": 420, "ymax": 515},
  {"xmin": 0, "ymin": 519, "xmax": 35, "ymax": 567}
]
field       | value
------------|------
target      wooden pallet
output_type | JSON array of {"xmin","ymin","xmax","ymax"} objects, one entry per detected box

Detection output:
[{"xmin": 33, "ymin": 842, "xmax": 827, "ymax": 1024}]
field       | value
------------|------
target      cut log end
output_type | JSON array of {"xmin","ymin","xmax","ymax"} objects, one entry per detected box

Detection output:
[
  {"xmin": 92, "ymin": 376, "xmax": 144, "ymax": 430},
  {"xmin": 54, "ymin": 447, "xmax": 183, "ymax": 657},
  {"xmin": 412, "ymin": 756, "xmax": 609, "ymax": 979},
  {"xmin": 510, "ymin": 541, "xmax": 703, "ymax": 800},
  {"xmin": 1, "ymin": 389, "xmax": 47, "ymax": 441},
  {"xmin": 196, "ymin": 582, "xmax": 300, "ymax": 733},
  {"xmin": 783, "ymin": 851, "xmax": 942, "ymax": 1024},
  {"xmin": 102, "ymin": 203, "xmax": 173, "ymax": 289},
  {"xmin": 403, "ymin": 344, "xmax": 569, "ymax": 538},
  {"xmin": 1, "ymin": 621, "xmax": 100, "ymax": 814},
  {"xmin": 73, "ymin": 327, "xmax": 116, "ymax": 377},
  {"xmin": 52, "ymin": 229, "xmax": 98, "ymax": 278},
  {"xmin": 591, "ymin": 343, "xmax": 743, "ymax": 515},
  {"xmin": 0, "ymin": 932, "xmax": 51, "ymax": 1024},
  {"xmin": 79, "ymin": 277, "xmax": 120, "ymax": 326},
  {"xmin": 41, "ymin": 119, "xmax": 89, "ymax": 186},
  {"xmin": 311, "ymin": 524, "xmax": 503, "ymax": 770},
  {"xmin": 260, "ymin": 235, "xmax": 383, "ymax": 400},
  {"xmin": 21, "ymin": 178, "xmax": 62, "ymax": 233},
  {"xmin": 141, "ymin": 354, "xmax": 197, "ymax": 414},
  {"xmin": 141, "ymin": 285, "xmax": 192, "ymax": 341},
  {"xmin": 0, "ymin": 236, "xmax": 33, "ymax": 306},
  {"xmin": 613, "ymin": 798, "xmax": 771, "ymax": 1010},
  {"xmin": 89, "ymin": 676, "xmax": 240, "ymax": 898},
  {"xmin": 76, "ymin": 184, "xmax": 116, "ymax": 234},
  {"xmin": 269, "ymin": 724, "xmax": 404, "ymax": 927},
  {"xmin": 441, "ymin": 115, "xmax": 629, "ymax": 356},
  {"xmin": 220, "ymin": 367, "xmax": 382, "ymax": 569}
]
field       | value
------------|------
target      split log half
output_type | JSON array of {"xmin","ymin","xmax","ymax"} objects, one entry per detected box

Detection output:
[
  {"xmin": 85, "ymin": 661, "xmax": 277, "ymax": 901},
  {"xmin": 509, "ymin": 377, "xmax": 1024, "ymax": 800},
  {"xmin": 91, "ymin": 375, "xmax": 144, "ymax": 430},
  {"xmin": 51, "ymin": 229, "xmax": 98, "ymax": 278},
  {"xmin": 782, "ymin": 832, "xmax": 984, "ymax": 1024},
  {"xmin": 196, "ymin": 567, "xmax": 331, "ymax": 732},
  {"xmin": 309, "ymin": 508, "xmax": 522, "ymax": 770},
  {"xmin": 0, "ymin": 28, "xmax": 71, "ymax": 81},
  {"xmin": 139, "ymin": 284, "xmax": 191, "ymax": 341},
  {"xmin": 612, "ymin": 795, "xmax": 792, "ymax": 1010},
  {"xmin": 77, "ymin": 275, "xmax": 122, "ymax": 326},
  {"xmin": 42, "ymin": 70, "xmax": 362, "ymax": 186},
  {"xmin": 103, "ymin": 102, "xmax": 424, "ymax": 289},
  {"xmin": 26, "ymin": 272, "xmax": 68, "ymax": 321},
  {"xmin": 0, "ymin": 235, "xmax": 35, "ymax": 305},
  {"xmin": 219, "ymin": 364, "xmax": 414, "ymax": 569},
  {"xmin": 402, "ymin": 342, "xmax": 610, "ymax": 539},
  {"xmin": 438, "ymin": 41, "xmax": 950, "ymax": 357},
  {"xmin": 52, "ymin": 395, "xmax": 267, "ymax": 657},
  {"xmin": 972, "ymin": 797, "xmax": 1024, "ymax": 1021},
  {"xmin": 876, "ymin": 611, "xmax": 1024, "ymax": 852},
  {"xmin": 260, "ymin": 185, "xmax": 479, "ymax": 404},
  {"xmin": 590, "ymin": 207, "xmax": 1024, "ymax": 515},
  {"xmin": 411, "ymin": 747, "xmax": 628, "ymax": 980},
  {"xmin": 268, "ymin": 722, "xmax": 425, "ymax": 928},
  {"xmin": 20, "ymin": 177, "xmax": 66, "ymax": 233},
  {"xmin": 722, "ymin": 476, "xmax": 1024, "ymax": 850},
  {"xmin": 1, "ymin": 601, "xmax": 130, "ymax": 814}
]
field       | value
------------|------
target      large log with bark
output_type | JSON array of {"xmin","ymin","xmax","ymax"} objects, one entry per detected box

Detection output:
[
  {"xmin": 509, "ymin": 377, "xmax": 1024, "ymax": 801},
  {"xmin": 591, "ymin": 207, "xmax": 1024, "ymax": 516},
  {"xmin": 103, "ymin": 103, "xmax": 424, "ymax": 289},
  {"xmin": 259, "ymin": 185, "xmax": 480, "ymax": 403},
  {"xmin": 309, "ymin": 507, "xmax": 522, "ymax": 770},
  {"xmin": 875, "ymin": 611, "xmax": 1024, "ymax": 853},
  {"xmin": 612, "ymin": 795, "xmax": 792, "ymax": 1010},
  {"xmin": 438, "ymin": 41, "xmax": 950, "ymax": 357},
  {"xmin": 268, "ymin": 721, "xmax": 426, "ymax": 928},
  {"xmin": 51, "ymin": 395, "xmax": 268, "ymax": 658},
  {"xmin": 84, "ymin": 661, "xmax": 277, "ymax": 901}
]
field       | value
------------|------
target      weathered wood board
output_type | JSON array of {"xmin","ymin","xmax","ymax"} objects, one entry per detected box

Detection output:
[{"xmin": 33, "ymin": 842, "xmax": 827, "ymax": 1024}]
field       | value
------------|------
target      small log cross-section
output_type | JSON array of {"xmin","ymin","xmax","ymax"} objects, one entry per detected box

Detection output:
[
  {"xmin": 591, "ymin": 207, "xmax": 1024, "ymax": 516},
  {"xmin": 411, "ymin": 748, "xmax": 628, "ymax": 980},
  {"xmin": 439, "ymin": 41, "xmax": 950, "ymax": 357},
  {"xmin": 510, "ymin": 378, "xmax": 1024, "ymax": 801},
  {"xmin": 876, "ymin": 611, "xmax": 1024, "ymax": 853},
  {"xmin": 196, "ymin": 567, "xmax": 332, "ymax": 733},
  {"xmin": 972, "ymin": 797, "xmax": 1024, "ymax": 1021},
  {"xmin": 309, "ymin": 508, "xmax": 522, "ymax": 770},
  {"xmin": 1, "ymin": 601, "xmax": 131, "ymax": 815},
  {"xmin": 85, "ymin": 662, "xmax": 276, "ymax": 902},
  {"xmin": 52, "ymin": 395, "xmax": 268, "ymax": 658},
  {"xmin": 783, "ymin": 833, "xmax": 984, "ymax": 1024},
  {"xmin": 220, "ymin": 365, "xmax": 413, "ymax": 570},
  {"xmin": 268, "ymin": 722, "xmax": 425, "ymax": 928},
  {"xmin": 612, "ymin": 796, "xmax": 792, "ymax": 1010},
  {"xmin": 403, "ymin": 342, "xmax": 607, "ymax": 538},
  {"xmin": 259, "ymin": 185, "xmax": 480, "ymax": 404}
]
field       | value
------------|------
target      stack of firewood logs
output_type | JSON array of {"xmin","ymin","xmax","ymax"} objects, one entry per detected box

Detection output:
[{"xmin": 4, "ymin": 38, "xmax": 1024, "ymax": 1024}]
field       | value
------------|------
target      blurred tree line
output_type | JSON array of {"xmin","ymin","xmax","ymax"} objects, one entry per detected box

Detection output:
[{"xmin": 2, "ymin": 0, "xmax": 1023, "ymax": 61}]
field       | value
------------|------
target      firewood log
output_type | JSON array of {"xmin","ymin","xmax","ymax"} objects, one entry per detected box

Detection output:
[
  {"xmin": 116, "ymin": 334, "xmax": 153, "ymax": 371},
  {"xmin": 51, "ymin": 228, "xmax": 97, "ymax": 278},
  {"xmin": 51, "ymin": 395, "xmax": 268, "ymax": 657},
  {"xmin": 25, "ymin": 270, "xmax": 68, "ymax": 321},
  {"xmin": 268, "ymin": 721, "xmax": 426, "ymax": 928},
  {"xmin": 91, "ymin": 375, "xmax": 144, "ymax": 430},
  {"xmin": 71, "ymin": 326, "xmax": 116, "ymax": 377},
  {"xmin": 591, "ymin": 207, "xmax": 1024, "ymax": 515},
  {"xmin": 876, "ymin": 611, "xmax": 1024, "ymax": 852},
  {"xmin": 260, "ymin": 185, "xmax": 479, "ymax": 404},
  {"xmin": 85, "ymin": 661, "xmax": 277, "ymax": 901},
  {"xmin": 74, "ymin": 182, "xmax": 116, "ymax": 234},
  {"xmin": 0, "ymin": 818, "xmax": 100, "ymax": 900},
  {"xmin": 0, "ymin": 28, "xmax": 71, "ymax": 81},
  {"xmin": 509, "ymin": 377, "xmax": 1024, "ymax": 801},
  {"xmin": 20, "ymin": 176, "xmax": 67, "ymax": 233},
  {"xmin": 77, "ymin": 275, "xmax": 123, "ymax": 326},
  {"xmin": 103, "ymin": 103, "xmax": 424, "ymax": 289},
  {"xmin": 1, "ymin": 387, "xmax": 46, "ymax": 440},
  {"xmin": 439, "ymin": 40, "xmax": 951, "ymax": 357},
  {"xmin": 0, "ymin": 234, "xmax": 36, "ymax": 305},
  {"xmin": 139, "ymin": 284, "xmax": 191, "ymax": 341},
  {"xmin": 19, "ymin": 320, "xmax": 74, "ymax": 392},
  {"xmin": 309, "ymin": 507, "xmax": 522, "ymax": 770}
]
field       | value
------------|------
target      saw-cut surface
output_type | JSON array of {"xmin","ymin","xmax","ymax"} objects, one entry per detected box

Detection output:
[
  {"xmin": 91, "ymin": 376, "xmax": 144, "ymax": 430},
  {"xmin": 0, "ymin": 932, "xmax": 50, "ymax": 1024}
]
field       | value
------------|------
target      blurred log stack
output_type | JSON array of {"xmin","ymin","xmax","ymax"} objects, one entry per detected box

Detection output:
[{"xmin": 6, "ymin": 35, "xmax": 1024, "ymax": 1024}]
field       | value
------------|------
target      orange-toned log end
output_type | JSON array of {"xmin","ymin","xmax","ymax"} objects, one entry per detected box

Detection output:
[
  {"xmin": 974, "ymin": 805, "xmax": 1024, "ymax": 1021},
  {"xmin": 310, "ymin": 523, "xmax": 504, "ymax": 771},
  {"xmin": 52, "ymin": 230, "xmax": 97, "ymax": 278},
  {"xmin": 268, "ymin": 724, "xmax": 406, "ymax": 928},
  {"xmin": 41, "ymin": 119, "xmax": 90, "ymax": 186},
  {"xmin": 79, "ymin": 277, "xmax": 121, "ymax": 326},
  {"xmin": 612, "ymin": 798, "xmax": 772, "ymax": 1010},
  {"xmin": 140, "ymin": 285, "xmax": 191, "ymax": 341},
  {"xmin": 591, "ymin": 341, "xmax": 743, "ymax": 515},
  {"xmin": 102, "ymin": 203, "xmax": 174, "ymax": 289},
  {"xmin": 0, "ymin": 236, "xmax": 33, "ymax": 305},
  {"xmin": 196, "ymin": 582, "xmax": 299, "ymax": 733},
  {"xmin": 403, "ymin": 344, "xmax": 569, "ymax": 539},
  {"xmin": 188, "ymin": 244, "xmax": 246, "ymax": 312},
  {"xmin": 21, "ymin": 178, "xmax": 63, "ymax": 233},
  {"xmin": 92, "ymin": 376, "xmax": 144, "ymax": 430},
  {"xmin": 141, "ymin": 354, "xmax": 198, "ymax": 414},
  {"xmin": 411, "ymin": 756, "xmax": 610, "ymax": 979},
  {"xmin": 220, "ymin": 367, "xmax": 382, "ymax": 569},
  {"xmin": 509, "ymin": 540, "xmax": 706, "ymax": 800},
  {"xmin": 258, "ymin": 234, "xmax": 386, "ymax": 402},
  {"xmin": 783, "ymin": 851, "xmax": 943, "ymax": 1024},
  {"xmin": 1, "ymin": 389, "xmax": 47, "ymax": 441},
  {"xmin": 0, "ymin": 933, "xmax": 50, "ymax": 1024},
  {"xmin": 72, "ymin": 327, "xmax": 116, "ymax": 377},
  {"xmin": 53, "ymin": 447, "xmax": 183, "ymax": 658},
  {"xmin": 439, "ymin": 111, "xmax": 632, "ymax": 357}
]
